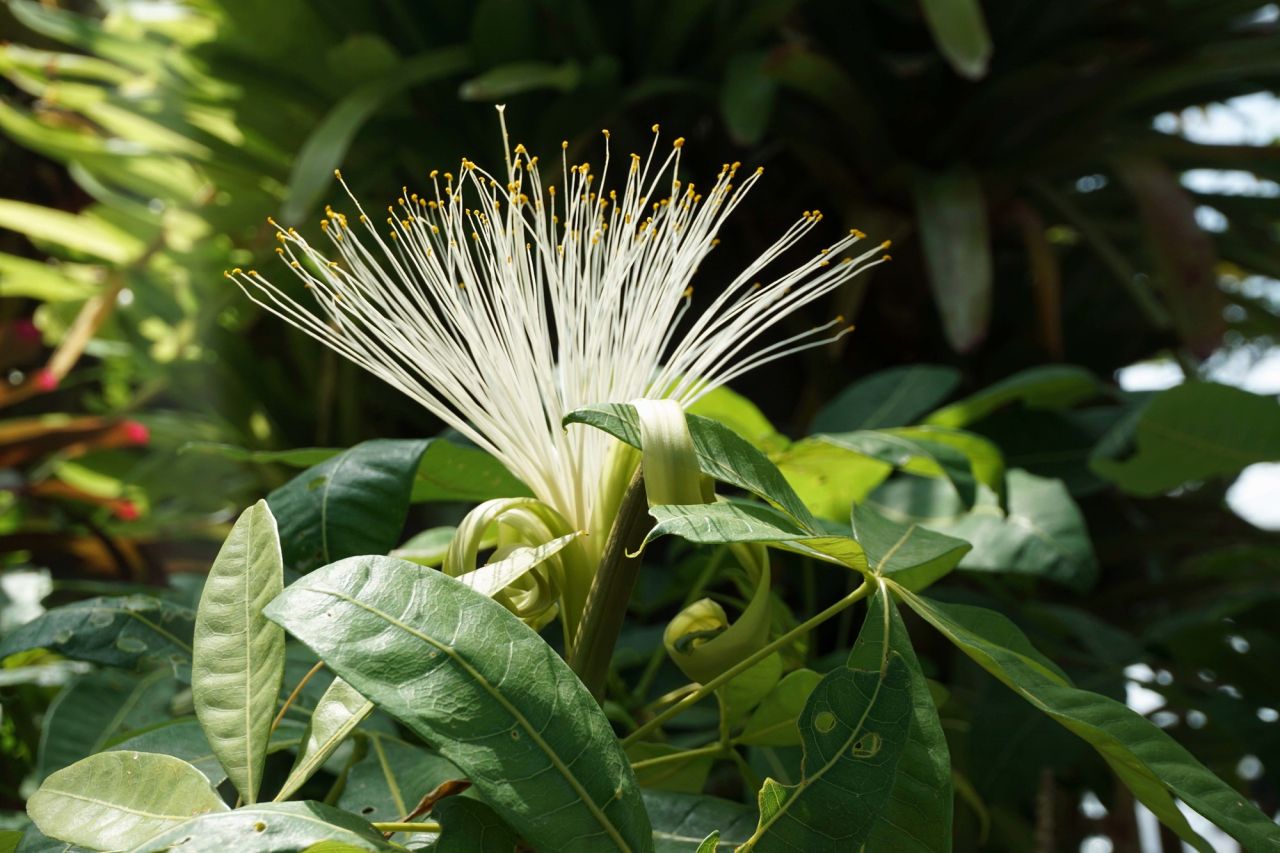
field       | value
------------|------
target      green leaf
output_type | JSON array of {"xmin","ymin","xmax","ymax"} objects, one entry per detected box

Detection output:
[
  {"xmin": 337, "ymin": 736, "xmax": 461, "ymax": 824},
  {"xmin": 180, "ymin": 442, "xmax": 343, "ymax": 468},
  {"xmin": 276, "ymin": 677, "xmax": 374, "ymax": 802},
  {"xmin": 457, "ymin": 60, "xmax": 580, "ymax": 100},
  {"xmin": 645, "ymin": 502, "xmax": 867, "ymax": 571},
  {"xmin": 13, "ymin": 825, "xmax": 93, "ymax": 852},
  {"xmin": 193, "ymin": 500, "xmax": 286, "ymax": 804},
  {"xmin": 946, "ymin": 470, "xmax": 1098, "ymax": 591},
  {"xmin": 432, "ymin": 798, "xmax": 519, "ymax": 852},
  {"xmin": 852, "ymin": 503, "xmax": 970, "ymax": 592},
  {"xmin": 926, "ymin": 366, "xmax": 1102, "ymax": 429},
  {"xmin": 567, "ymin": 404, "xmax": 816, "ymax": 528},
  {"xmin": 127, "ymin": 801, "xmax": 392, "ymax": 853},
  {"xmin": 694, "ymin": 832, "xmax": 719, "ymax": 853},
  {"xmin": 0, "ymin": 831, "xmax": 17, "ymax": 853},
  {"xmin": 919, "ymin": 0, "xmax": 993, "ymax": 79},
  {"xmin": 738, "ymin": 669, "xmax": 823, "ymax": 747},
  {"xmin": 0, "ymin": 252, "xmax": 99, "ymax": 301},
  {"xmin": 28, "ymin": 751, "xmax": 228, "ymax": 851},
  {"xmin": 267, "ymin": 439, "xmax": 432, "ymax": 573},
  {"xmin": 969, "ymin": 408, "xmax": 1123, "ymax": 495},
  {"xmin": 818, "ymin": 430, "xmax": 981, "ymax": 507},
  {"xmin": 642, "ymin": 790, "xmax": 757, "ymax": 852},
  {"xmin": 409, "ymin": 439, "xmax": 530, "ymax": 503},
  {"xmin": 264, "ymin": 555, "xmax": 653, "ymax": 852},
  {"xmin": 894, "ymin": 586, "xmax": 1280, "ymax": 851},
  {"xmin": 0, "ymin": 199, "xmax": 144, "ymax": 263},
  {"xmin": 109, "ymin": 717, "xmax": 306, "ymax": 787},
  {"xmin": 742, "ymin": 656, "xmax": 913, "ymax": 850},
  {"xmin": 37, "ymin": 669, "xmax": 175, "ymax": 780},
  {"xmin": 848, "ymin": 588, "xmax": 952, "ymax": 853},
  {"xmin": 282, "ymin": 48, "xmax": 471, "ymax": 222},
  {"xmin": 811, "ymin": 366, "xmax": 962, "ymax": 433},
  {"xmin": 772, "ymin": 439, "xmax": 891, "ymax": 521},
  {"xmin": 721, "ymin": 52, "xmax": 776, "ymax": 145},
  {"xmin": 913, "ymin": 170, "xmax": 991, "ymax": 353},
  {"xmin": 687, "ymin": 386, "xmax": 788, "ymax": 454},
  {"xmin": 1091, "ymin": 381, "xmax": 1280, "ymax": 495},
  {"xmin": 0, "ymin": 594, "xmax": 195, "ymax": 678},
  {"xmin": 626, "ymin": 743, "xmax": 716, "ymax": 794}
]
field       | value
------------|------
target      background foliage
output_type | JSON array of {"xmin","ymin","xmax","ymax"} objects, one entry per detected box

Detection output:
[{"xmin": 2, "ymin": 0, "xmax": 1279, "ymax": 850}]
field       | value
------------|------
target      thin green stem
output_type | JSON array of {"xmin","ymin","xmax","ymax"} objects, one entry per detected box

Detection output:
[
  {"xmin": 629, "ymin": 742, "xmax": 725, "ymax": 772},
  {"xmin": 623, "ymin": 580, "xmax": 871, "ymax": 747},
  {"xmin": 373, "ymin": 821, "xmax": 442, "ymax": 834}
]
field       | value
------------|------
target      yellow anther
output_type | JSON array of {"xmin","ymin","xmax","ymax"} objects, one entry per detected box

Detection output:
[
  {"xmin": 430, "ymin": 169, "xmax": 439, "ymax": 179},
  {"xmin": 561, "ymin": 140, "xmax": 569, "ymax": 149},
  {"xmin": 232, "ymin": 267, "xmax": 243, "ymax": 275},
  {"xmin": 333, "ymin": 169, "xmax": 342, "ymax": 179},
  {"xmin": 651, "ymin": 123, "xmax": 660, "ymax": 133},
  {"xmin": 673, "ymin": 137, "xmax": 685, "ymax": 148},
  {"xmin": 602, "ymin": 129, "xmax": 610, "ymax": 139},
  {"xmin": 881, "ymin": 239, "xmax": 892, "ymax": 250}
]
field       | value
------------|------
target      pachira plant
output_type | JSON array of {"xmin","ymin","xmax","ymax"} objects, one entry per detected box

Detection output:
[{"xmin": 6, "ymin": 117, "xmax": 1280, "ymax": 853}]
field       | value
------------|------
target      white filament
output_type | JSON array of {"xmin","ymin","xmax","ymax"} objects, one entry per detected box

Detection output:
[{"xmin": 230, "ymin": 111, "xmax": 889, "ymax": 532}]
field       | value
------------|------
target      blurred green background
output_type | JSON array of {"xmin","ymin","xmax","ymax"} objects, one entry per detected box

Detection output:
[{"xmin": 2, "ymin": 0, "xmax": 1279, "ymax": 849}]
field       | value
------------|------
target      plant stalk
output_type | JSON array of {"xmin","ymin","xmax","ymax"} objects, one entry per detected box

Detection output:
[
  {"xmin": 623, "ymin": 579, "xmax": 871, "ymax": 747},
  {"xmin": 569, "ymin": 468, "xmax": 651, "ymax": 699}
]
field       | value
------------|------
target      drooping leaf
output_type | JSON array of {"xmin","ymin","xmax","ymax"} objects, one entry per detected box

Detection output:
[
  {"xmin": 192, "ymin": 500, "xmax": 286, "ymax": 804},
  {"xmin": 811, "ymin": 365, "xmax": 961, "ymax": 433},
  {"xmin": 894, "ymin": 586, "xmax": 1280, "ymax": 851},
  {"xmin": 852, "ymin": 503, "xmax": 970, "ymax": 592},
  {"xmin": 687, "ymin": 382, "xmax": 788, "ymax": 454},
  {"xmin": 283, "ymin": 48, "xmax": 471, "ymax": 222},
  {"xmin": 432, "ymin": 797, "xmax": 520, "ymax": 852},
  {"xmin": 109, "ymin": 717, "xmax": 306, "ymax": 787},
  {"xmin": 566, "ymin": 404, "xmax": 816, "ymax": 528},
  {"xmin": 27, "ymin": 751, "xmax": 227, "ymax": 851},
  {"xmin": 848, "ymin": 588, "xmax": 953, "ymax": 853},
  {"xmin": 276, "ymin": 677, "xmax": 374, "ymax": 802},
  {"xmin": 913, "ymin": 170, "xmax": 991, "ymax": 353},
  {"xmin": 127, "ymin": 801, "xmax": 392, "ymax": 853},
  {"xmin": 919, "ymin": 0, "xmax": 993, "ymax": 79},
  {"xmin": 267, "ymin": 439, "xmax": 432, "ymax": 573},
  {"xmin": 37, "ymin": 669, "xmax": 175, "ymax": 780},
  {"xmin": 721, "ymin": 52, "xmax": 777, "ymax": 145},
  {"xmin": 741, "ymin": 656, "xmax": 913, "ymax": 850},
  {"xmin": 264, "ymin": 555, "xmax": 653, "ymax": 852},
  {"xmin": 457, "ymin": 60, "xmax": 580, "ymax": 100},
  {"xmin": 642, "ymin": 790, "xmax": 757, "ymax": 853},
  {"xmin": 1091, "ymin": 381, "xmax": 1280, "ymax": 495},
  {"xmin": 0, "ymin": 198, "xmax": 144, "ymax": 263},
  {"xmin": 337, "ymin": 735, "xmax": 461, "ymax": 825},
  {"xmin": 0, "ymin": 594, "xmax": 195, "ymax": 678},
  {"xmin": 926, "ymin": 365, "xmax": 1102, "ymax": 429}
]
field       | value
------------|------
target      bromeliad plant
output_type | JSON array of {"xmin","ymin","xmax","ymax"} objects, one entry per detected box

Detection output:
[{"xmin": 6, "ymin": 122, "xmax": 1280, "ymax": 852}]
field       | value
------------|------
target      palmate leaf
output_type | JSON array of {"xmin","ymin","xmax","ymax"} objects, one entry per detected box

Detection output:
[
  {"xmin": 265, "ymin": 555, "xmax": 653, "ymax": 852},
  {"xmin": 27, "ymin": 751, "xmax": 227, "ymax": 851},
  {"xmin": 192, "ymin": 500, "xmax": 286, "ymax": 805},
  {"xmin": 893, "ymin": 583, "xmax": 1280, "ymax": 851}
]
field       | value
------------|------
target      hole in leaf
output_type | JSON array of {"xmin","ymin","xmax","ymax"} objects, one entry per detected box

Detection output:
[
  {"xmin": 851, "ymin": 732, "xmax": 882, "ymax": 758},
  {"xmin": 510, "ymin": 729, "xmax": 521, "ymax": 740},
  {"xmin": 814, "ymin": 711, "xmax": 837, "ymax": 734},
  {"xmin": 361, "ymin": 806, "xmax": 376, "ymax": 815}
]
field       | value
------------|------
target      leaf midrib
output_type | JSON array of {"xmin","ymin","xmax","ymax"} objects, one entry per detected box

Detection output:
[{"xmin": 318, "ymin": 586, "xmax": 631, "ymax": 851}]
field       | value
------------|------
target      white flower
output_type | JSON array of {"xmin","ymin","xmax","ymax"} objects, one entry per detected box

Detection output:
[{"xmin": 229, "ymin": 109, "xmax": 888, "ymax": 543}]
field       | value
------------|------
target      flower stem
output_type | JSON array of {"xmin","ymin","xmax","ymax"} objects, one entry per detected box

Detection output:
[
  {"xmin": 569, "ymin": 468, "xmax": 651, "ymax": 699},
  {"xmin": 622, "ymin": 579, "xmax": 871, "ymax": 747}
]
